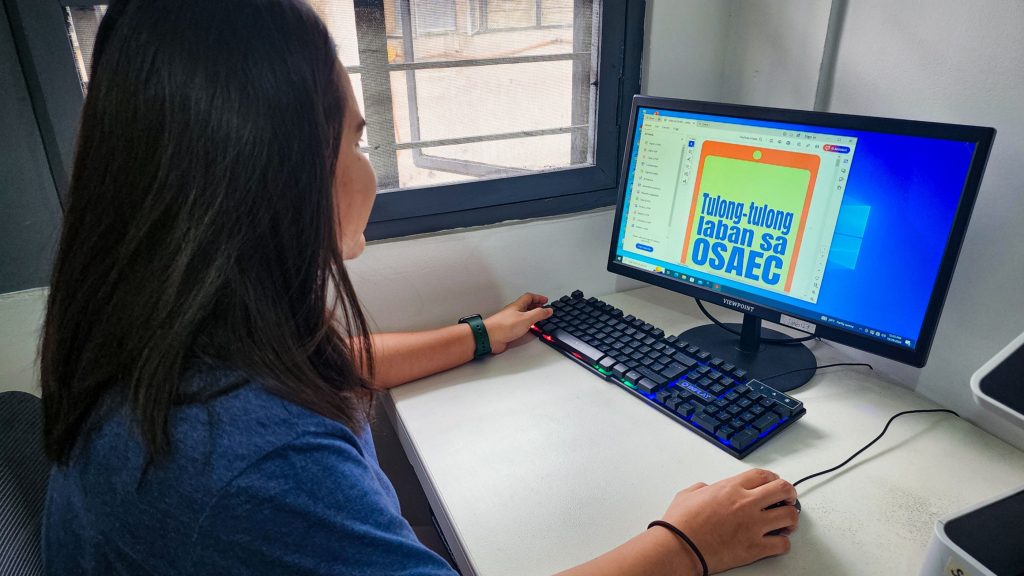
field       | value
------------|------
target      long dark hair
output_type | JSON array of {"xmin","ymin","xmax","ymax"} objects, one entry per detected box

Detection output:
[{"xmin": 41, "ymin": 0, "xmax": 374, "ymax": 464}]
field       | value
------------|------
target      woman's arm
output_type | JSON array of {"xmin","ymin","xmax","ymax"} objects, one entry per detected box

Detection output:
[
  {"xmin": 365, "ymin": 293, "xmax": 553, "ymax": 390},
  {"xmin": 557, "ymin": 469, "xmax": 799, "ymax": 576}
]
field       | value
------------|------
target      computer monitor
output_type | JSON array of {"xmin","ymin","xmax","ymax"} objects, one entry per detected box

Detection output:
[{"xmin": 607, "ymin": 96, "xmax": 995, "ymax": 392}]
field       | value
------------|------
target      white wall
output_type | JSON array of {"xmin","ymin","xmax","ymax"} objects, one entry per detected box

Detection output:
[
  {"xmin": 642, "ymin": 0, "xmax": 830, "ymax": 109},
  {"xmin": 719, "ymin": 0, "xmax": 830, "ymax": 109},
  {"xmin": 643, "ymin": 0, "xmax": 730, "ymax": 100},
  {"xmin": 0, "ymin": 288, "xmax": 46, "ymax": 395}
]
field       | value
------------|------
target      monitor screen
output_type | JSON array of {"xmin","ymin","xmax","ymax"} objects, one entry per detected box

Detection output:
[{"xmin": 609, "ymin": 98, "xmax": 993, "ymax": 367}]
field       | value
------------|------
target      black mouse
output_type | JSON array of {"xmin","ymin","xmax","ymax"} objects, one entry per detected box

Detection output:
[{"xmin": 765, "ymin": 499, "xmax": 801, "ymax": 536}]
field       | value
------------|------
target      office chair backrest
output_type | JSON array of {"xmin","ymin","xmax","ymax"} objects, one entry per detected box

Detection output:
[{"xmin": 0, "ymin": 391, "xmax": 48, "ymax": 576}]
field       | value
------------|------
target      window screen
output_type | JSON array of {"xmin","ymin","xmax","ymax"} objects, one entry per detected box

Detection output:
[{"xmin": 62, "ymin": 0, "xmax": 598, "ymax": 192}]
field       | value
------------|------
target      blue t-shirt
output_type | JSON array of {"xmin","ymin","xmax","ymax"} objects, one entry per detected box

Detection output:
[{"xmin": 43, "ymin": 368, "xmax": 458, "ymax": 575}]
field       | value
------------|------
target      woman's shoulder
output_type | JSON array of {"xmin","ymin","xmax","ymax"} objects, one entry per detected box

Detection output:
[
  {"xmin": 175, "ymin": 367, "xmax": 370, "ymax": 472},
  {"xmin": 64, "ymin": 366, "xmax": 369, "ymax": 493}
]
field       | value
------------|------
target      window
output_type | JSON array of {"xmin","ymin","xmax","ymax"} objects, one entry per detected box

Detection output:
[{"xmin": 8, "ymin": 0, "xmax": 643, "ymax": 239}]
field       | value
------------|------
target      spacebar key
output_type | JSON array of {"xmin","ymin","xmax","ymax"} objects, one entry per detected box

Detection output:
[{"xmin": 549, "ymin": 329, "xmax": 605, "ymax": 364}]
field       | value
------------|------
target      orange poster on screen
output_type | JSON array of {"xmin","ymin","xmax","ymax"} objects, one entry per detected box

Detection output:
[{"xmin": 679, "ymin": 141, "xmax": 820, "ymax": 293}]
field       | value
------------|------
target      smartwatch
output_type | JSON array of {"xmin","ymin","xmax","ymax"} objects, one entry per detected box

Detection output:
[{"xmin": 459, "ymin": 314, "xmax": 491, "ymax": 358}]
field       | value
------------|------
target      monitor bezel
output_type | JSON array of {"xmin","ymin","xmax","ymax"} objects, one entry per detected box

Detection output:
[{"xmin": 606, "ymin": 96, "xmax": 995, "ymax": 368}]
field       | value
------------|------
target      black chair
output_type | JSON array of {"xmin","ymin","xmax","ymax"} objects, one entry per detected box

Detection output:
[{"xmin": 0, "ymin": 391, "xmax": 48, "ymax": 576}]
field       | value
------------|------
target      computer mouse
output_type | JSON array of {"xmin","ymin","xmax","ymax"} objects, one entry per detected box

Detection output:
[{"xmin": 765, "ymin": 499, "xmax": 801, "ymax": 536}]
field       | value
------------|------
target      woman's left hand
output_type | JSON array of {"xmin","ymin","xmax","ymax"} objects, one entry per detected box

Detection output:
[{"xmin": 484, "ymin": 293, "xmax": 554, "ymax": 354}]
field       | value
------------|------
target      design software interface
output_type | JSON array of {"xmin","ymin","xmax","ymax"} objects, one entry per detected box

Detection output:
[{"xmin": 615, "ymin": 107, "xmax": 977, "ymax": 350}]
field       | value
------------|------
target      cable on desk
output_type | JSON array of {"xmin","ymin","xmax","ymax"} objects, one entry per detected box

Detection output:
[
  {"xmin": 760, "ymin": 362, "xmax": 874, "ymax": 383},
  {"xmin": 792, "ymin": 409, "xmax": 961, "ymax": 488},
  {"xmin": 695, "ymin": 299, "xmax": 818, "ymax": 345}
]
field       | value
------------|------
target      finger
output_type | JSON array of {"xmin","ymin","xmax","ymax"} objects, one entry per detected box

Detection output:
[
  {"xmin": 681, "ymin": 482, "xmax": 708, "ymax": 494},
  {"xmin": 760, "ymin": 534, "xmax": 792, "ymax": 557},
  {"xmin": 525, "ymin": 293, "xmax": 549, "ymax": 309},
  {"xmin": 752, "ymin": 478, "xmax": 797, "ymax": 508},
  {"xmin": 760, "ymin": 506, "xmax": 800, "ymax": 535},
  {"xmin": 735, "ymin": 468, "xmax": 779, "ymax": 489},
  {"xmin": 507, "ymin": 293, "xmax": 540, "ymax": 311},
  {"xmin": 525, "ymin": 306, "xmax": 554, "ymax": 325}
]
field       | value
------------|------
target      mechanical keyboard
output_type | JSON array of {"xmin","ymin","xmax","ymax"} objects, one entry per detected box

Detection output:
[{"xmin": 531, "ymin": 290, "xmax": 805, "ymax": 459}]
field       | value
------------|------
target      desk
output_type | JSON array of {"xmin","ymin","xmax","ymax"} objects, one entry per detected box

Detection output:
[{"xmin": 385, "ymin": 287, "xmax": 1024, "ymax": 575}]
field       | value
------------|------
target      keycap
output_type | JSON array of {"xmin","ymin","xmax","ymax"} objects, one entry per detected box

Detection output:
[
  {"xmin": 710, "ymin": 357, "xmax": 724, "ymax": 367},
  {"xmin": 612, "ymin": 363, "xmax": 629, "ymax": 378},
  {"xmin": 660, "ymin": 362, "xmax": 687, "ymax": 381},
  {"xmin": 772, "ymin": 402, "xmax": 795, "ymax": 419},
  {"xmin": 570, "ymin": 290, "xmax": 584, "ymax": 299},
  {"xmin": 624, "ymin": 370, "xmax": 642, "ymax": 383},
  {"xmin": 599, "ymin": 357, "xmax": 616, "ymax": 370},
  {"xmin": 672, "ymin": 353, "xmax": 697, "ymax": 368},
  {"xmin": 675, "ymin": 402, "xmax": 696, "ymax": 418},
  {"xmin": 752, "ymin": 413, "xmax": 780, "ymax": 433},
  {"xmin": 696, "ymin": 351, "xmax": 711, "ymax": 360},
  {"xmin": 733, "ymin": 368, "xmax": 748, "ymax": 380},
  {"xmin": 730, "ymin": 428, "xmax": 758, "ymax": 451},
  {"xmin": 692, "ymin": 413, "xmax": 722, "ymax": 434},
  {"xmin": 549, "ymin": 329, "xmax": 604, "ymax": 364},
  {"xmin": 636, "ymin": 378, "xmax": 661, "ymax": 394},
  {"xmin": 637, "ymin": 367, "xmax": 668, "ymax": 386}
]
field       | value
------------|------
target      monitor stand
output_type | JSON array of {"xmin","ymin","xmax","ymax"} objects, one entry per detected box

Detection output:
[{"xmin": 678, "ymin": 313, "xmax": 816, "ymax": 393}]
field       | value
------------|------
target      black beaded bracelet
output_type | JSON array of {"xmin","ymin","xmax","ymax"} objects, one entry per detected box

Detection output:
[{"xmin": 648, "ymin": 520, "xmax": 708, "ymax": 576}]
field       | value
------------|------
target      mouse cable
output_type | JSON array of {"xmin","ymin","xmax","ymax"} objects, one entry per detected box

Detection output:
[
  {"xmin": 694, "ymin": 298, "xmax": 817, "ymax": 345},
  {"xmin": 760, "ymin": 362, "xmax": 874, "ymax": 383},
  {"xmin": 792, "ymin": 409, "xmax": 961, "ymax": 488}
]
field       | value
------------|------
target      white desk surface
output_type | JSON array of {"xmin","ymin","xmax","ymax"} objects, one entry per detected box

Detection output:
[{"xmin": 385, "ymin": 287, "xmax": 1024, "ymax": 575}]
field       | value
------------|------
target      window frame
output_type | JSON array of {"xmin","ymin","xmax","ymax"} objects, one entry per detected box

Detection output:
[{"xmin": 6, "ymin": 0, "xmax": 645, "ymax": 240}]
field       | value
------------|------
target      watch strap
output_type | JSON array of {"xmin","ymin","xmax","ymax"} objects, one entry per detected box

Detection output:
[{"xmin": 459, "ymin": 314, "xmax": 491, "ymax": 358}]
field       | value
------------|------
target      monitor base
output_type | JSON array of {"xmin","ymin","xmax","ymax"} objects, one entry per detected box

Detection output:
[{"xmin": 678, "ymin": 322, "xmax": 817, "ymax": 393}]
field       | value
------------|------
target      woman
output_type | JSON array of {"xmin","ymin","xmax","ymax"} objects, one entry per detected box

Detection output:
[{"xmin": 41, "ymin": 1, "xmax": 799, "ymax": 574}]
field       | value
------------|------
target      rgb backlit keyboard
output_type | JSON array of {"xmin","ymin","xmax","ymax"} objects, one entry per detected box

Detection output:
[{"xmin": 531, "ymin": 290, "xmax": 805, "ymax": 459}]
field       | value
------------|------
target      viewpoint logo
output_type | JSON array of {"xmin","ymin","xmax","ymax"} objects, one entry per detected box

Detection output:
[{"xmin": 722, "ymin": 298, "xmax": 754, "ymax": 312}]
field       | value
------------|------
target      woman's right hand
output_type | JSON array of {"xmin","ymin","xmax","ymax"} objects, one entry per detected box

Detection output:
[{"xmin": 659, "ymin": 468, "xmax": 799, "ymax": 574}]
